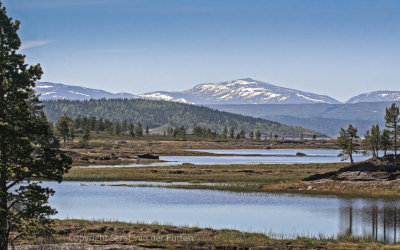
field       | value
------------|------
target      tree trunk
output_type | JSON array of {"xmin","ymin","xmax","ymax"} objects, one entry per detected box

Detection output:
[
  {"xmin": 395, "ymin": 131, "xmax": 398, "ymax": 164},
  {"xmin": 0, "ymin": 168, "xmax": 9, "ymax": 250}
]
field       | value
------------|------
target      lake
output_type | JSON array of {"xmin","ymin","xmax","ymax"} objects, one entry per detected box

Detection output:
[
  {"xmin": 79, "ymin": 149, "xmax": 372, "ymax": 168},
  {"xmin": 45, "ymin": 181, "xmax": 400, "ymax": 242}
]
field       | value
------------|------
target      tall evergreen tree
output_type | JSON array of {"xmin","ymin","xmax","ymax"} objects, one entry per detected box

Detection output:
[
  {"xmin": 385, "ymin": 103, "xmax": 399, "ymax": 158},
  {"xmin": 55, "ymin": 114, "xmax": 72, "ymax": 143},
  {"xmin": 95, "ymin": 117, "xmax": 104, "ymax": 132},
  {"xmin": 113, "ymin": 122, "xmax": 121, "ymax": 136},
  {"xmin": 104, "ymin": 119, "xmax": 112, "ymax": 130},
  {"xmin": 364, "ymin": 124, "xmax": 380, "ymax": 158},
  {"xmin": 128, "ymin": 123, "xmax": 135, "ymax": 138},
  {"xmin": 74, "ymin": 115, "xmax": 82, "ymax": 129},
  {"xmin": 223, "ymin": 126, "xmax": 228, "ymax": 138},
  {"xmin": 0, "ymin": 4, "xmax": 71, "ymax": 248},
  {"xmin": 121, "ymin": 120, "xmax": 128, "ymax": 133},
  {"xmin": 381, "ymin": 129, "xmax": 392, "ymax": 157},
  {"xmin": 229, "ymin": 127, "xmax": 235, "ymax": 139},
  {"xmin": 88, "ymin": 116, "xmax": 96, "ymax": 131},
  {"xmin": 249, "ymin": 131, "xmax": 254, "ymax": 140},
  {"xmin": 68, "ymin": 122, "xmax": 75, "ymax": 142},
  {"xmin": 256, "ymin": 130, "xmax": 262, "ymax": 140},
  {"xmin": 135, "ymin": 122, "xmax": 143, "ymax": 136},
  {"xmin": 337, "ymin": 124, "xmax": 359, "ymax": 163},
  {"xmin": 82, "ymin": 125, "xmax": 90, "ymax": 144}
]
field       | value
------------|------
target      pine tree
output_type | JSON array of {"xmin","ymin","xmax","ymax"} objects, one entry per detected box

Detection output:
[
  {"xmin": 145, "ymin": 125, "xmax": 149, "ymax": 135},
  {"xmin": 229, "ymin": 127, "xmax": 234, "ymax": 139},
  {"xmin": 0, "ymin": 4, "xmax": 71, "ymax": 248},
  {"xmin": 135, "ymin": 122, "xmax": 143, "ymax": 136},
  {"xmin": 256, "ymin": 130, "xmax": 261, "ymax": 140},
  {"xmin": 249, "ymin": 131, "xmax": 254, "ymax": 140},
  {"xmin": 97, "ymin": 118, "xmax": 104, "ymax": 132},
  {"xmin": 121, "ymin": 120, "xmax": 128, "ymax": 133},
  {"xmin": 104, "ymin": 119, "xmax": 112, "ymax": 131},
  {"xmin": 385, "ymin": 103, "xmax": 399, "ymax": 159},
  {"xmin": 82, "ymin": 125, "xmax": 90, "ymax": 144},
  {"xmin": 368, "ymin": 124, "xmax": 380, "ymax": 158},
  {"xmin": 381, "ymin": 129, "xmax": 392, "ymax": 157},
  {"xmin": 74, "ymin": 115, "xmax": 82, "ymax": 129},
  {"xmin": 68, "ymin": 122, "xmax": 75, "ymax": 142},
  {"xmin": 89, "ymin": 116, "xmax": 96, "ymax": 131},
  {"xmin": 223, "ymin": 126, "xmax": 228, "ymax": 138},
  {"xmin": 113, "ymin": 122, "xmax": 121, "ymax": 136},
  {"xmin": 81, "ymin": 116, "xmax": 88, "ymax": 130},
  {"xmin": 337, "ymin": 124, "xmax": 359, "ymax": 163},
  {"xmin": 55, "ymin": 114, "xmax": 72, "ymax": 143},
  {"xmin": 128, "ymin": 123, "xmax": 135, "ymax": 138}
]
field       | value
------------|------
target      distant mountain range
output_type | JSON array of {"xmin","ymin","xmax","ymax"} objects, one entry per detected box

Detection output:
[
  {"xmin": 138, "ymin": 78, "xmax": 342, "ymax": 104},
  {"xmin": 209, "ymin": 102, "xmax": 400, "ymax": 136},
  {"xmin": 35, "ymin": 79, "xmax": 400, "ymax": 105},
  {"xmin": 347, "ymin": 91, "xmax": 400, "ymax": 104},
  {"xmin": 36, "ymin": 82, "xmax": 135, "ymax": 100},
  {"xmin": 35, "ymin": 80, "xmax": 400, "ymax": 137}
]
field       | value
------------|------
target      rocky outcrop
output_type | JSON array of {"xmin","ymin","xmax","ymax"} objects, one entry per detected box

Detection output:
[
  {"xmin": 137, "ymin": 154, "xmax": 159, "ymax": 160},
  {"xmin": 304, "ymin": 156, "xmax": 400, "ymax": 181}
]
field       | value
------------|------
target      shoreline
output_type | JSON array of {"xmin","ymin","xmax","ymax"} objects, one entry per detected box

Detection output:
[
  {"xmin": 63, "ymin": 138, "xmax": 340, "ymax": 166},
  {"xmin": 61, "ymin": 162, "xmax": 400, "ymax": 198}
]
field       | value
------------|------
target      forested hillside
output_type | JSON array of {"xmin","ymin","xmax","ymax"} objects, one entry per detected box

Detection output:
[
  {"xmin": 42, "ymin": 99, "xmax": 324, "ymax": 138},
  {"xmin": 267, "ymin": 116, "xmax": 383, "ymax": 137},
  {"xmin": 209, "ymin": 102, "xmax": 400, "ymax": 136}
]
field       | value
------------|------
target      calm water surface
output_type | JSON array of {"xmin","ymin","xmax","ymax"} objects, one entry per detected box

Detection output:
[{"xmin": 45, "ymin": 181, "xmax": 400, "ymax": 241}]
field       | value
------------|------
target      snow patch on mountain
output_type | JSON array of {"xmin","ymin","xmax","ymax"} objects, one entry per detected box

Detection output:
[
  {"xmin": 346, "ymin": 91, "xmax": 400, "ymax": 104},
  {"xmin": 35, "ymin": 82, "xmax": 136, "ymax": 100},
  {"xmin": 139, "ymin": 78, "xmax": 342, "ymax": 105}
]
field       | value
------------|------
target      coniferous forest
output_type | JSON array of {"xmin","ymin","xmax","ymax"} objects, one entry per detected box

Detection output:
[{"xmin": 43, "ymin": 99, "xmax": 325, "ymax": 138}]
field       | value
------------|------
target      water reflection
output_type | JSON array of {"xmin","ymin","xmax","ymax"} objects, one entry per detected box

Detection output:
[
  {"xmin": 42, "ymin": 181, "xmax": 400, "ymax": 242},
  {"xmin": 339, "ymin": 200, "xmax": 400, "ymax": 242}
]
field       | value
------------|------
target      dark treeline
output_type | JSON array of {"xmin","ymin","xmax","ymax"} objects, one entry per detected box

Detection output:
[
  {"xmin": 54, "ymin": 114, "xmax": 292, "ymax": 143},
  {"xmin": 54, "ymin": 114, "xmax": 145, "ymax": 143},
  {"xmin": 43, "ymin": 99, "xmax": 324, "ymax": 138}
]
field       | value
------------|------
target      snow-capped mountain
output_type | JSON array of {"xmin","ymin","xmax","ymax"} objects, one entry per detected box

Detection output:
[
  {"xmin": 346, "ymin": 91, "xmax": 400, "ymax": 104},
  {"xmin": 35, "ymin": 82, "xmax": 136, "ymax": 100},
  {"xmin": 139, "ymin": 78, "xmax": 341, "ymax": 104}
]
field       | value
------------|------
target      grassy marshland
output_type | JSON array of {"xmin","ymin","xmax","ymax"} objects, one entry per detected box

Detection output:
[
  {"xmin": 64, "ymin": 163, "xmax": 344, "ymax": 183},
  {"xmin": 62, "ymin": 163, "xmax": 400, "ymax": 197},
  {"xmin": 14, "ymin": 219, "xmax": 400, "ymax": 249}
]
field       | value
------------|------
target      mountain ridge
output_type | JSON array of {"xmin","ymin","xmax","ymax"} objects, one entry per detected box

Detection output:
[
  {"xmin": 35, "ymin": 82, "xmax": 136, "ymax": 100},
  {"xmin": 346, "ymin": 90, "xmax": 400, "ymax": 104},
  {"xmin": 35, "ymin": 79, "xmax": 400, "ymax": 105},
  {"xmin": 139, "ymin": 78, "xmax": 342, "ymax": 104}
]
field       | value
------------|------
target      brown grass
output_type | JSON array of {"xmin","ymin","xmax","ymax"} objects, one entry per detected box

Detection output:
[{"xmin": 14, "ymin": 219, "xmax": 400, "ymax": 249}]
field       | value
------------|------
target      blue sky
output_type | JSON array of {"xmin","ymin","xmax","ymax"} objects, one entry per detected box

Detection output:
[{"xmin": 4, "ymin": 0, "xmax": 400, "ymax": 101}]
